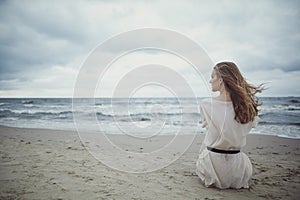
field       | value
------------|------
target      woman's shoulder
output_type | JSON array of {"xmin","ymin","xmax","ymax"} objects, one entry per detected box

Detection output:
[
  {"xmin": 200, "ymin": 98, "xmax": 233, "ymax": 110},
  {"xmin": 200, "ymin": 98, "xmax": 215, "ymax": 110},
  {"xmin": 200, "ymin": 98, "xmax": 211, "ymax": 103},
  {"xmin": 200, "ymin": 98, "xmax": 211, "ymax": 106},
  {"xmin": 201, "ymin": 98, "xmax": 232, "ymax": 104}
]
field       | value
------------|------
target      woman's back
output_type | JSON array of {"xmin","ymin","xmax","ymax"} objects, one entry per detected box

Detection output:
[{"xmin": 200, "ymin": 98, "xmax": 256, "ymax": 150}]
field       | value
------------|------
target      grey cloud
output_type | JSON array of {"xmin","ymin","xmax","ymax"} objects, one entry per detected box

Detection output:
[
  {"xmin": 0, "ymin": 0, "xmax": 115, "ymax": 81},
  {"xmin": 0, "ymin": 0, "xmax": 299, "ymax": 96},
  {"xmin": 156, "ymin": 0, "xmax": 300, "ymax": 72}
]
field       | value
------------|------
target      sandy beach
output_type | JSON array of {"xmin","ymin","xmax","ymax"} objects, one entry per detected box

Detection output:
[{"xmin": 0, "ymin": 125, "xmax": 299, "ymax": 199}]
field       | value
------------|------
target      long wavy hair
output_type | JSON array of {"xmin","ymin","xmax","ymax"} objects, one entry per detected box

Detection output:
[{"xmin": 214, "ymin": 62, "xmax": 264, "ymax": 124}]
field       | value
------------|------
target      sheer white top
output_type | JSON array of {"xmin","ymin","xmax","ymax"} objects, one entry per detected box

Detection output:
[{"xmin": 200, "ymin": 98, "xmax": 258, "ymax": 150}]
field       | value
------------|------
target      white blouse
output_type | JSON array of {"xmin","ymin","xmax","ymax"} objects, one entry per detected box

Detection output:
[{"xmin": 200, "ymin": 98, "xmax": 258, "ymax": 150}]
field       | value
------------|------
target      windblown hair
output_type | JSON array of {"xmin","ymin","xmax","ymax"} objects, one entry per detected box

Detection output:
[{"xmin": 214, "ymin": 62, "xmax": 264, "ymax": 124}]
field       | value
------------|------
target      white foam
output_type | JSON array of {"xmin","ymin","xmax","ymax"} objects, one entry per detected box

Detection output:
[{"xmin": 277, "ymin": 134, "xmax": 300, "ymax": 139}]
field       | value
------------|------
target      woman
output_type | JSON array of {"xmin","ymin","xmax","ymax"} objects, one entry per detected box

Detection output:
[{"xmin": 196, "ymin": 61, "xmax": 263, "ymax": 189}]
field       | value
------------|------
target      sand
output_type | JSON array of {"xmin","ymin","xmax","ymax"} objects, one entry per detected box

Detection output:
[{"xmin": 0, "ymin": 125, "xmax": 299, "ymax": 199}]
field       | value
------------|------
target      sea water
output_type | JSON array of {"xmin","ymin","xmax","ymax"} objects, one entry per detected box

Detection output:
[{"xmin": 0, "ymin": 97, "xmax": 299, "ymax": 139}]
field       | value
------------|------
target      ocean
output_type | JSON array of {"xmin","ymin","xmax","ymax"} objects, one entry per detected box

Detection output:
[{"xmin": 0, "ymin": 97, "xmax": 299, "ymax": 139}]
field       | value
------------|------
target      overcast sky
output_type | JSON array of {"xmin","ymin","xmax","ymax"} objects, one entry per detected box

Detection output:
[{"xmin": 0, "ymin": 0, "xmax": 299, "ymax": 97}]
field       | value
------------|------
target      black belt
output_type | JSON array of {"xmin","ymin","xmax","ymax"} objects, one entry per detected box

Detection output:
[{"xmin": 207, "ymin": 147, "xmax": 240, "ymax": 154}]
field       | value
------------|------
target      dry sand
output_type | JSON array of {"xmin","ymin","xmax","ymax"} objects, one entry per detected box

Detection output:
[{"xmin": 0, "ymin": 125, "xmax": 299, "ymax": 199}]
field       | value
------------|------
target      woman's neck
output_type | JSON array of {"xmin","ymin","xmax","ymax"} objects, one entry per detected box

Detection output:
[{"xmin": 217, "ymin": 88, "xmax": 232, "ymax": 102}]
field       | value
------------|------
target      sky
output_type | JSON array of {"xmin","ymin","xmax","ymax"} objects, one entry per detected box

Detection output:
[{"xmin": 0, "ymin": 0, "xmax": 299, "ymax": 97}]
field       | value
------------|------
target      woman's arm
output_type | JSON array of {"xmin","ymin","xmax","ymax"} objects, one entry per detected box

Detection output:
[{"xmin": 252, "ymin": 116, "xmax": 260, "ymax": 128}]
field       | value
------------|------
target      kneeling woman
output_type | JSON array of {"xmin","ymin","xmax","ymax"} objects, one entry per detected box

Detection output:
[{"xmin": 196, "ymin": 61, "xmax": 263, "ymax": 189}]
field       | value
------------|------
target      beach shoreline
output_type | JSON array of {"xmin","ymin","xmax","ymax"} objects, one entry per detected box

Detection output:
[{"xmin": 0, "ymin": 125, "xmax": 299, "ymax": 199}]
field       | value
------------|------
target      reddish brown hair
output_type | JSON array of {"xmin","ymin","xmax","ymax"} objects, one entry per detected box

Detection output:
[{"xmin": 214, "ymin": 62, "xmax": 263, "ymax": 124}]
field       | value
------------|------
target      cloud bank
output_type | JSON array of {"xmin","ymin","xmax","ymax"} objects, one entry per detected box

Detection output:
[{"xmin": 0, "ymin": 0, "xmax": 299, "ymax": 97}]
